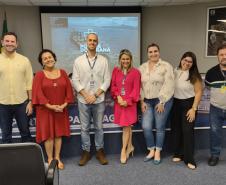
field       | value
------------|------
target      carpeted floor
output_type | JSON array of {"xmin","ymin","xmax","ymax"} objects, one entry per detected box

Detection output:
[{"xmin": 59, "ymin": 149, "xmax": 226, "ymax": 185}]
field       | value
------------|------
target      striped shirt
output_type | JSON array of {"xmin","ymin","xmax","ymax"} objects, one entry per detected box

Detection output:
[{"xmin": 205, "ymin": 64, "xmax": 226, "ymax": 109}]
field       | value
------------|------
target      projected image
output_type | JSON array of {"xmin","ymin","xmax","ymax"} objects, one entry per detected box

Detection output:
[
  {"xmin": 38, "ymin": 13, "xmax": 141, "ymax": 135},
  {"xmin": 206, "ymin": 6, "xmax": 226, "ymax": 56},
  {"xmin": 43, "ymin": 15, "xmax": 140, "ymax": 73}
]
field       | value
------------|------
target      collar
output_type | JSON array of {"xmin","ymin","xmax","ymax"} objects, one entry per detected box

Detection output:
[
  {"xmin": 1, "ymin": 49, "xmax": 17, "ymax": 59},
  {"xmin": 146, "ymin": 58, "xmax": 163, "ymax": 67},
  {"xmin": 85, "ymin": 52, "xmax": 97, "ymax": 61}
]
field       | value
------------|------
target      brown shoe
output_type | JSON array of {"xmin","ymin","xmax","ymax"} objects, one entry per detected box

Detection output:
[
  {"xmin": 96, "ymin": 148, "xmax": 108, "ymax": 165},
  {"xmin": 78, "ymin": 150, "xmax": 91, "ymax": 166}
]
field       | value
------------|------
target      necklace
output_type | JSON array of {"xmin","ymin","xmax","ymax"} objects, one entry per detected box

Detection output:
[
  {"xmin": 43, "ymin": 69, "xmax": 60, "ymax": 87},
  {"xmin": 44, "ymin": 69, "xmax": 60, "ymax": 79}
]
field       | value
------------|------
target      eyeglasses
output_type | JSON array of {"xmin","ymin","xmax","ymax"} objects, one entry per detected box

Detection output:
[{"xmin": 184, "ymin": 59, "xmax": 193, "ymax": 64}]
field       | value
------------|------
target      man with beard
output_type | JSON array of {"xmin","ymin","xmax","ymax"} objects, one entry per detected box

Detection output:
[
  {"xmin": 0, "ymin": 32, "xmax": 33, "ymax": 143},
  {"xmin": 205, "ymin": 44, "xmax": 226, "ymax": 166},
  {"xmin": 72, "ymin": 33, "xmax": 110, "ymax": 166}
]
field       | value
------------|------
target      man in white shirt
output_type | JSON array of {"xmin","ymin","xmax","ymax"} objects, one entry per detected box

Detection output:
[{"xmin": 72, "ymin": 33, "xmax": 110, "ymax": 166}]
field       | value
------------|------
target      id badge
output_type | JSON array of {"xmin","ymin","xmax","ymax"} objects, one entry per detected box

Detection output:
[
  {"xmin": 90, "ymin": 80, "xmax": 95, "ymax": 89},
  {"xmin": 220, "ymin": 85, "xmax": 226, "ymax": 94},
  {"xmin": 121, "ymin": 87, "xmax": 125, "ymax": 96}
]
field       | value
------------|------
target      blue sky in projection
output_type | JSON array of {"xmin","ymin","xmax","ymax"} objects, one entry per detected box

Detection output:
[
  {"xmin": 51, "ymin": 16, "xmax": 140, "ymax": 73},
  {"xmin": 68, "ymin": 17, "xmax": 138, "ymax": 27}
]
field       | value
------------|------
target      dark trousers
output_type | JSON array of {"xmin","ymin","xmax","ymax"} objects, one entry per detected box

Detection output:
[
  {"xmin": 0, "ymin": 101, "xmax": 32, "ymax": 143},
  {"xmin": 171, "ymin": 97, "xmax": 196, "ymax": 165}
]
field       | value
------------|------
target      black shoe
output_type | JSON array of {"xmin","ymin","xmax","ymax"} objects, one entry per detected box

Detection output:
[{"xmin": 208, "ymin": 156, "xmax": 219, "ymax": 166}]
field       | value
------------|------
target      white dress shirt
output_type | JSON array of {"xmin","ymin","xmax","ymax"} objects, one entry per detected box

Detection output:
[
  {"xmin": 174, "ymin": 68, "xmax": 195, "ymax": 99},
  {"xmin": 72, "ymin": 53, "xmax": 110, "ymax": 104}
]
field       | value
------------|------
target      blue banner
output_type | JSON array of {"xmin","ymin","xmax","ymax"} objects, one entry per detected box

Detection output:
[{"xmin": 0, "ymin": 81, "xmax": 226, "ymax": 139}]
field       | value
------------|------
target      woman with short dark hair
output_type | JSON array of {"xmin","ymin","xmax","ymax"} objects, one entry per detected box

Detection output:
[{"xmin": 32, "ymin": 49, "xmax": 74, "ymax": 170}]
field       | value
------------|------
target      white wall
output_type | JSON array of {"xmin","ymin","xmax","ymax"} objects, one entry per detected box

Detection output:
[
  {"xmin": 0, "ymin": 6, "xmax": 42, "ymax": 72},
  {"xmin": 0, "ymin": 1, "xmax": 226, "ymax": 73},
  {"xmin": 142, "ymin": 1, "xmax": 226, "ymax": 73}
]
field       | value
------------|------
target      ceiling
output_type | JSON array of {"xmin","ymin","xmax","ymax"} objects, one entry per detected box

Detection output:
[{"xmin": 0, "ymin": 0, "xmax": 223, "ymax": 7}]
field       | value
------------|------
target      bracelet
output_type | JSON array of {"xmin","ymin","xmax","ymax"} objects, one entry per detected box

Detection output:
[
  {"xmin": 94, "ymin": 94, "xmax": 98, "ymax": 98},
  {"xmin": 192, "ymin": 107, "xmax": 197, "ymax": 111}
]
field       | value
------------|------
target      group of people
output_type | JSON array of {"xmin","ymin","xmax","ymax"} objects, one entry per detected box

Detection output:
[{"xmin": 0, "ymin": 31, "xmax": 226, "ymax": 171}]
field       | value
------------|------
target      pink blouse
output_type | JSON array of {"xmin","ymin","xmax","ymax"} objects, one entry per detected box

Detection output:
[{"xmin": 110, "ymin": 67, "xmax": 141, "ymax": 126}]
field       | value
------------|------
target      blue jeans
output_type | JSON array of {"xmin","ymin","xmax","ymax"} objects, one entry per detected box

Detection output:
[
  {"xmin": 0, "ymin": 101, "xmax": 32, "ymax": 143},
  {"xmin": 209, "ymin": 104, "xmax": 226, "ymax": 157},
  {"xmin": 78, "ymin": 101, "xmax": 105, "ymax": 152},
  {"xmin": 142, "ymin": 98, "xmax": 173, "ymax": 151}
]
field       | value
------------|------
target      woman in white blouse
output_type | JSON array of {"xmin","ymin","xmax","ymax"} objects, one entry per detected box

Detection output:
[
  {"xmin": 139, "ymin": 43, "xmax": 174, "ymax": 164},
  {"xmin": 171, "ymin": 51, "xmax": 202, "ymax": 170}
]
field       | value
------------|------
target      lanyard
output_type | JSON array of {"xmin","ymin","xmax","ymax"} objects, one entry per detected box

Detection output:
[
  {"xmin": 121, "ymin": 71, "xmax": 127, "ymax": 96},
  {"xmin": 86, "ymin": 54, "xmax": 97, "ymax": 70},
  {"xmin": 121, "ymin": 69, "xmax": 128, "ymax": 85},
  {"xmin": 122, "ymin": 74, "xmax": 127, "ymax": 85}
]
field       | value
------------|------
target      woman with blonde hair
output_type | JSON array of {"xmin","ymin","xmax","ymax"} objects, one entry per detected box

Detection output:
[{"xmin": 111, "ymin": 49, "xmax": 141, "ymax": 164}]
